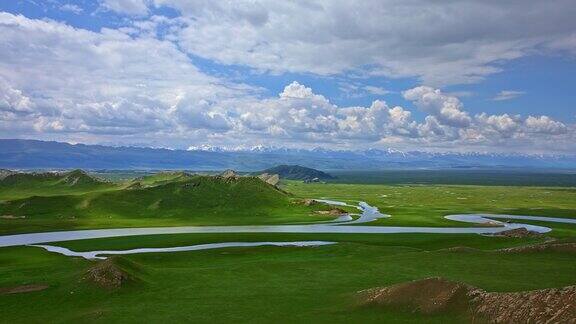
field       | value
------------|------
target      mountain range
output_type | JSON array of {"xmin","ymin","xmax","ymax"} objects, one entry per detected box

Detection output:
[{"xmin": 1, "ymin": 139, "xmax": 576, "ymax": 170}]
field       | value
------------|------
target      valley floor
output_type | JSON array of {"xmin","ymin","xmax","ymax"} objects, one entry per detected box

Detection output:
[{"xmin": 1, "ymin": 178, "xmax": 576, "ymax": 323}]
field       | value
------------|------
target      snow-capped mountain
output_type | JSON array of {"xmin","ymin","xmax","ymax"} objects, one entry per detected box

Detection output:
[{"xmin": 2, "ymin": 139, "xmax": 576, "ymax": 170}]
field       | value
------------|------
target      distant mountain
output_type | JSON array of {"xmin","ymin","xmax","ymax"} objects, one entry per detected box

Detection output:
[
  {"xmin": 0, "ymin": 169, "xmax": 15, "ymax": 180},
  {"xmin": 1, "ymin": 139, "xmax": 576, "ymax": 170},
  {"xmin": 260, "ymin": 165, "xmax": 335, "ymax": 181}
]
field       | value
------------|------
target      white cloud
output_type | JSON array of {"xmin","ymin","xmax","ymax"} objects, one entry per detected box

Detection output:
[
  {"xmin": 279, "ymin": 81, "xmax": 317, "ymax": 99},
  {"xmin": 102, "ymin": 0, "xmax": 149, "ymax": 16},
  {"xmin": 60, "ymin": 4, "xmax": 83, "ymax": 14},
  {"xmin": 0, "ymin": 78, "xmax": 35, "ymax": 115},
  {"xmin": 493, "ymin": 90, "xmax": 525, "ymax": 101},
  {"xmin": 149, "ymin": 0, "xmax": 576, "ymax": 85},
  {"xmin": 33, "ymin": 118, "xmax": 66, "ymax": 133},
  {"xmin": 0, "ymin": 12, "xmax": 250, "ymax": 137},
  {"xmin": 234, "ymin": 83, "xmax": 410, "ymax": 143},
  {"xmin": 364, "ymin": 86, "xmax": 389, "ymax": 96},
  {"xmin": 475, "ymin": 113, "xmax": 520, "ymax": 138},
  {"xmin": 175, "ymin": 98, "xmax": 232, "ymax": 131},
  {"xmin": 402, "ymin": 86, "xmax": 471, "ymax": 127},
  {"xmin": 418, "ymin": 116, "xmax": 445, "ymax": 137},
  {"xmin": 525, "ymin": 116, "xmax": 567, "ymax": 135}
]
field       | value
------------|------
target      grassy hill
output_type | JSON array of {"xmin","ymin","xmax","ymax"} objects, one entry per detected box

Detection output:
[
  {"xmin": 0, "ymin": 169, "xmax": 115, "ymax": 200},
  {"xmin": 260, "ymin": 165, "xmax": 335, "ymax": 181},
  {"xmin": 132, "ymin": 171, "xmax": 193, "ymax": 187},
  {"xmin": 0, "ymin": 172, "xmax": 328, "ymax": 234}
]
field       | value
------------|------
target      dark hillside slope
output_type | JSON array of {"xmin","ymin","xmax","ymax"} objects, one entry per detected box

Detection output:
[{"xmin": 260, "ymin": 165, "xmax": 335, "ymax": 180}]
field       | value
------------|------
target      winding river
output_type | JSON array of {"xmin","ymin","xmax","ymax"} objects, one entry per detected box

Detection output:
[
  {"xmin": 30, "ymin": 241, "xmax": 337, "ymax": 260},
  {"xmin": 1, "ymin": 199, "xmax": 574, "ymax": 259}
]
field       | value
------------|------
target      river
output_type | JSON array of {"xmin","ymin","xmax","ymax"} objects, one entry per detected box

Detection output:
[{"xmin": 1, "ymin": 200, "xmax": 574, "ymax": 259}]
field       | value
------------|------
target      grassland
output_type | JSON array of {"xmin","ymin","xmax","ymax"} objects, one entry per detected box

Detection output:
[
  {"xmin": 285, "ymin": 181, "xmax": 576, "ymax": 227},
  {"xmin": 0, "ymin": 170, "xmax": 575, "ymax": 323},
  {"xmin": 1, "ymin": 231, "xmax": 575, "ymax": 323}
]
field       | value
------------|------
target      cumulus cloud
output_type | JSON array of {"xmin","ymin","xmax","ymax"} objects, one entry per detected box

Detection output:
[
  {"xmin": 0, "ymin": 78, "xmax": 35, "ymax": 115},
  {"xmin": 279, "ymin": 82, "xmax": 318, "ymax": 100},
  {"xmin": 475, "ymin": 113, "xmax": 520, "ymax": 137},
  {"xmin": 525, "ymin": 116, "xmax": 567, "ymax": 135},
  {"xmin": 231, "ymin": 82, "xmax": 417, "ymax": 143},
  {"xmin": 403, "ymin": 87, "xmax": 471, "ymax": 127},
  {"xmin": 493, "ymin": 90, "xmax": 525, "ymax": 101}
]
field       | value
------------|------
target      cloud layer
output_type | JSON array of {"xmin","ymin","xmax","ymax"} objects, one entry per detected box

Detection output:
[
  {"xmin": 0, "ymin": 8, "xmax": 575, "ymax": 153},
  {"xmin": 144, "ymin": 0, "xmax": 576, "ymax": 86}
]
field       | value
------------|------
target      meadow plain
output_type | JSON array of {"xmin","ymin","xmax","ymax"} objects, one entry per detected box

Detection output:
[{"xmin": 0, "ymin": 169, "xmax": 575, "ymax": 323}]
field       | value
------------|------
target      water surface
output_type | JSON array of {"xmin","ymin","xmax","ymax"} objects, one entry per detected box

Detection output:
[{"xmin": 32, "ymin": 241, "xmax": 336, "ymax": 260}]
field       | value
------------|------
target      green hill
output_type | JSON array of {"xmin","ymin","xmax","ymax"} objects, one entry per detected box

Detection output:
[
  {"xmin": 128, "ymin": 171, "xmax": 193, "ymax": 188},
  {"xmin": 0, "ymin": 169, "xmax": 114, "ymax": 200},
  {"xmin": 0, "ymin": 173, "xmax": 327, "ymax": 233},
  {"xmin": 259, "ymin": 165, "xmax": 335, "ymax": 181}
]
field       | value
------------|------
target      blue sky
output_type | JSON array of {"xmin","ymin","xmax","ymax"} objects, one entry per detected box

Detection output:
[{"xmin": 0, "ymin": 1, "xmax": 575, "ymax": 153}]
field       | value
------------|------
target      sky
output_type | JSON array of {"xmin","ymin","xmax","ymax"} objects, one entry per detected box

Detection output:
[{"xmin": 0, "ymin": 0, "xmax": 575, "ymax": 154}]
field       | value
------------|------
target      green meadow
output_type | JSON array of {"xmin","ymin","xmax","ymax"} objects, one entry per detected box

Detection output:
[
  {"xmin": 286, "ymin": 181, "xmax": 576, "ymax": 227},
  {"xmin": 0, "ymin": 170, "xmax": 575, "ymax": 323}
]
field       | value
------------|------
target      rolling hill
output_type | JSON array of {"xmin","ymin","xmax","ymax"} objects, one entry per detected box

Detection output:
[
  {"xmin": 259, "ymin": 165, "xmax": 335, "ymax": 181},
  {"xmin": 0, "ymin": 169, "xmax": 114, "ymax": 200},
  {"xmin": 0, "ymin": 171, "xmax": 328, "ymax": 233},
  {"xmin": 130, "ymin": 171, "xmax": 194, "ymax": 187}
]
